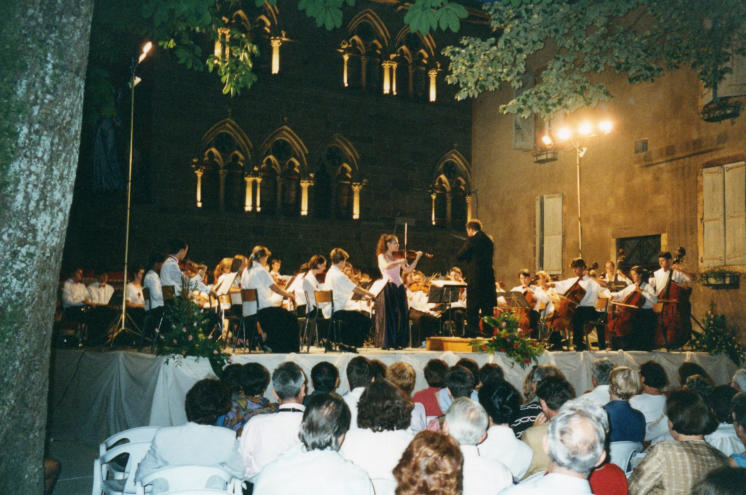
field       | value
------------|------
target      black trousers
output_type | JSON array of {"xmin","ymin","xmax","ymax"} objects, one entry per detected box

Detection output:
[
  {"xmin": 466, "ymin": 286, "xmax": 495, "ymax": 337},
  {"xmin": 571, "ymin": 306, "xmax": 597, "ymax": 348},
  {"xmin": 409, "ymin": 309, "xmax": 440, "ymax": 345},
  {"xmin": 611, "ymin": 309, "xmax": 656, "ymax": 351},
  {"xmin": 258, "ymin": 307, "xmax": 299, "ymax": 353},
  {"xmin": 334, "ymin": 310, "xmax": 370, "ymax": 347}
]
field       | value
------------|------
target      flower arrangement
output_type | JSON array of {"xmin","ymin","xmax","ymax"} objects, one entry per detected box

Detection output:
[
  {"xmin": 155, "ymin": 291, "xmax": 229, "ymax": 374},
  {"xmin": 471, "ymin": 312, "xmax": 545, "ymax": 368},
  {"xmin": 690, "ymin": 304, "xmax": 745, "ymax": 365}
]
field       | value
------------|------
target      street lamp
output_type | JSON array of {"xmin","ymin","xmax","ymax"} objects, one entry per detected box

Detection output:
[
  {"xmin": 540, "ymin": 119, "xmax": 614, "ymax": 258},
  {"xmin": 115, "ymin": 41, "xmax": 153, "ymax": 343}
]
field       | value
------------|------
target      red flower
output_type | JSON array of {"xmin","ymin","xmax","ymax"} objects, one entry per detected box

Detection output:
[
  {"xmin": 499, "ymin": 347, "xmax": 506, "ymax": 353},
  {"xmin": 524, "ymin": 357, "xmax": 530, "ymax": 363},
  {"xmin": 493, "ymin": 328, "xmax": 499, "ymax": 336},
  {"xmin": 514, "ymin": 343, "xmax": 518, "ymax": 348}
]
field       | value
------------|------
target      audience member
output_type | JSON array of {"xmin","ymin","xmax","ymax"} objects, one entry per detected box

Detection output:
[
  {"xmin": 731, "ymin": 369, "xmax": 746, "ymax": 392},
  {"xmin": 136, "ymin": 379, "xmax": 244, "ymax": 487},
  {"xmin": 628, "ymin": 389, "xmax": 728, "ymax": 494},
  {"xmin": 343, "ymin": 356, "xmax": 372, "ymax": 429},
  {"xmin": 589, "ymin": 462, "xmax": 628, "ymax": 495},
  {"xmin": 455, "ymin": 358, "xmax": 480, "ymax": 386},
  {"xmin": 511, "ymin": 364, "xmax": 565, "ymax": 438},
  {"xmin": 604, "ymin": 366, "xmax": 645, "ymax": 443},
  {"xmin": 436, "ymin": 365, "xmax": 478, "ymax": 415},
  {"xmin": 340, "ymin": 380, "xmax": 414, "ymax": 495},
  {"xmin": 386, "ymin": 362, "xmax": 427, "ymax": 433},
  {"xmin": 501, "ymin": 398, "xmax": 608, "ymax": 494},
  {"xmin": 705, "ymin": 385, "xmax": 744, "ymax": 456},
  {"xmin": 304, "ymin": 361, "xmax": 340, "ymax": 406},
  {"xmin": 630, "ymin": 360, "xmax": 671, "ymax": 443},
  {"xmin": 216, "ymin": 364, "xmax": 247, "ymax": 431},
  {"xmin": 522, "ymin": 375, "xmax": 575, "ymax": 478},
  {"xmin": 686, "ymin": 374, "xmax": 715, "ymax": 401},
  {"xmin": 370, "ymin": 359, "xmax": 388, "ymax": 382},
  {"xmin": 239, "ymin": 362, "xmax": 306, "ymax": 480},
  {"xmin": 477, "ymin": 377, "xmax": 533, "ymax": 480},
  {"xmin": 690, "ymin": 466, "xmax": 746, "ymax": 495},
  {"xmin": 729, "ymin": 392, "xmax": 746, "ymax": 467},
  {"xmin": 412, "ymin": 359, "xmax": 448, "ymax": 418},
  {"xmin": 442, "ymin": 398, "xmax": 512, "ymax": 494},
  {"xmin": 478, "ymin": 362, "xmax": 504, "ymax": 387},
  {"xmin": 678, "ymin": 362, "xmax": 713, "ymax": 387},
  {"xmin": 393, "ymin": 430, "xmax": 463, "ymax": 495},
  {"xmin": 253, "ymin": 393, "xmax": 374, "ymax": 495},
  {"xmin": 581, "ymin": 358, "xmax": 616, "ymax": 406}
]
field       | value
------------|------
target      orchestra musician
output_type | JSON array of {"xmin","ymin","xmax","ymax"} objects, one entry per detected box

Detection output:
[
  {"xmin": 160, "ymin": 239, "xmax": 189, "ymax": 296},
  {"xmin": 326, "ymin": 248, "xmax": 375, "ymax": 351},
  {"xmin": 376, "ymin": 234, "xmax": 422, "ymax": 349},
  {"xmin": 533, "ymin": 271, "xmax": 556, "ymax": 329},
  {"xmin": 608, "ymin": 265, "xmax": 657, "ymax": 350},
  {"xmin": 288, "ymin": 254, "xmax": 327, "ymax": 318},
  {"xmin": 125, "ymin": 266, "xmax": 146, "ymax": 331},
  {"xmin": 598, "ymin": 260, "xmax": 631, "ymax": 289},
  {"xmin": 243, "ymin": 245, "xmax": 298, "ymax": 353},
  {"xmin": 61, "ymin": 267, "xmax": 93, "ymax": 344},
  {"xmin": 455, "ymin": 219, "xmax": 497, "ymax": 337},
  {"xmin": 650, "ymin": 250, "xmax": 693, "ymax": 348},
  {"xmin": 140, "ymin": 253, "xmax": 164, "ymax": 349},
  {"xmin": 406, "ymin": 270, "xmax": 440, "ymax": 346},
  {"xmin": 510, "ymin": 269, "xmax": 548, "ymax": 339},
  {"xmin": 549, "ymin": 258, "xmax": 602, "ymax": 351},
  {"xmin": 650, "ymin": 251, "xmax": 691, "ymax": 295}
]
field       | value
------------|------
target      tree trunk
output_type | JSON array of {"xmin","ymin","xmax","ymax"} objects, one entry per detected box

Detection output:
[{"xmin": 0, "ymin": 0, "xmax": 93, "ymax": 492}]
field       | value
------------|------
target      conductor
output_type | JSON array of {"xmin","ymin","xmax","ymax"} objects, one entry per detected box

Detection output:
[{"xmin": 456, "ymin": 219, "xmax": 496, "ymax": 336}]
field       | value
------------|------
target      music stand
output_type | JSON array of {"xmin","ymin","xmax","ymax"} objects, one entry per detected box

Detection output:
[
  {"xmin": 502, "ymin": 291, "xmax": 532, "ymax": 309},
  {"xmin": 428, "ymin": 283, "xmax": 466, "ymax": 336},
  {"xmin": 106, "ymin": 289, "xmax": 142, "ymax": 346}
]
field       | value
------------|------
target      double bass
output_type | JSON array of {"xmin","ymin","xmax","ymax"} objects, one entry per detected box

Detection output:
[
  {"xmin": 546, "ymin": 277, "xmax": 586, "ymax": 333},
  {"xmin": 654, "ymin": 248, "xmax": 692, "ymax": 348}
]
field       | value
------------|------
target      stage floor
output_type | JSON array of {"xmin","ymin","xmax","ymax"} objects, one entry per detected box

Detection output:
[{"xmin": 48, "ymin": 346, "xmax": 738, "ymax": 446}]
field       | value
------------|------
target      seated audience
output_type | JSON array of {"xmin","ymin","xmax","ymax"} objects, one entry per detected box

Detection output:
[
  {"xmin": 501, "ymin": 398, "xmax": 608, "ymax": 494},
  {"xmin": 628, "ymin": 389, "xmax": 729, "ymax": 494},
  {"xmin": 370, "ymin": 359, "xmax": 388, "ymax": 382},
  {"xmin": 393, "ymin": 430, "xmax": 463, "ymax": 495},
  {"xmin": 581, "ymin": 358, "xmax": 616, "ymax": 406},
  {"xmin": 436, "ymin": 365, "xmax": 478, "ymax": 416},
  {"xmin": 690, "ymin": 466, "xmax": 746, "ymax": 495},
  {"xmin": 412, "ymin": 359, "xmax": 448, "ymax": 419},
  {"xmin": 589, "ymin": 461, "xmax": 628, "ymax": 495},
  {"xmin": 730, "ymin": 392, "xmax": 746, "ymax": 467},
  {"xmin": 340, "ymin": 380, "xmax": 414, "ymax": 495},
  {"xmin": 343, "ymin": 356, "xmax": 372, "ymax": 429},
  {"xmin": 731, "ymin": 369, "xmax": 746, "ymax": 392},
  {"xmin": 477, "ymin": 377, "xmax": 533, "ymax": 480},
  {"xmin": 304, "ymin": 361, "xmax": 340, "ymax": 406},
  {"xmin": 219, "ymin": 363, "xmax": 275, "ymax": 431},
  {"xmin": 136, "ymin": 379, "xmax": 244, "ymax": 486},
  {"xmin": 678, "ymin": 362, "xmax": 714, "ymax": 387},
  {"xmin": 442, "ymin": 398, "xmax": 513, "ymax": 494},
  {"xmin": 521, "ymin": 375, "xmax": 575, "ymax": 478},
  {"xmin": 253, "ymin": 393, "xmax": 374, "ymax": 495},
  {"xmin": 511, "ymin": 364, "xmax": 565, "ymax": 438},
  {"xmin": 386, "ymin": 362, "xmax": 427, "ymax": 433},
  {"xmin": 629, "ymin": 360, "xmax": 671, "ymax": 444},
  {"xmin": 478, "ymin": 362, "xmax": 504, "ymax": 387},
  {"xmin": 455, "ymin": 358, "xmax": 480, "ymax": 387},
  {"xmin": 705, "ymin": 385, "xmax": 744, "ymax": 456},
  {"xmin": 604, "ymin": 366, "xmax": 645, "ymax": 443},
  {"xmin": 239, "ymin": 362, "xmax": 306, "ymax": 480},
  {"xmin": 216, "ymin": 364, "xmax": 247, "ymax": 431}
]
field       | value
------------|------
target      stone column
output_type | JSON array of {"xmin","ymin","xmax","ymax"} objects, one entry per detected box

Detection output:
[
  {"xmin": 218, "ymin": 168, "xmax": 227, "ymax": 211},
  {"xmin": 391, "ymin": 62, "xmax": 398, "ymax": 95},
  {"xmin": 466, "ymin": 194, "xmax": 472, "ymax": 221},
  {"xmin": 195, "ymin": 168, "xmax": 204, "ymax": 208},
  {"xmin": 352, "ymin": 182, "xmax": 364, "ymax": 220},
  {"xmin": 255, "ymin": 177, "xmax": 262, "ymax": 212},
  {"xmin": 271, "ymin": 37, "xmax": 282, "ymax": 74},
  {"xmin": 408, "ymin": 64, "xmax": 414, "ymax": 97},
  {"xmin": 446, "ymin": 190, "xmax": 452, "ymax": 227},
  {"xmin": 430, "ymin": 192, "xmax": 437, "ymax": 225},
  {"xmin": 382, "ymin": 60, "xmax": 391, "ymax": 94},
  {"xmin": 342, "ymin": 53, "xmax": 350, "ymax": 87},
  {"xmin": 428, "ymin": 69, "xmax": 437, "ymax": 102},
  {"xmin": 244, "ymin": 177, "xmax": 253, "ymax": 212},
  {"xmin": 361, "ymin": 56, "xmax": 368, "ymax": 89},
  {"xmin": 300, "ymin": 178, "xmax": 314, "ymax": 216}
]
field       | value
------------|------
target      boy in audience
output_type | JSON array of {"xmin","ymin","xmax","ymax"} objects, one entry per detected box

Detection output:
[
  {"xmin": 343, "ymin": 356, "xmax": 372, "ymax": 430},
  {"xmin": 304, "ymin": 361, "xmax": 339, "ymax": 406},
  {"xmin": 436, "ymin": 365, "xmax": 478, "ymax": 415},
  {"xmin": 412, "ymin": 359, "xmax": 447, "ymax": 419}
]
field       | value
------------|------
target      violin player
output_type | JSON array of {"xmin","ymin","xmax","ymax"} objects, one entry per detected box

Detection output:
[{"xmin": 510, "ymin": 269, "xmax": 548, "ymax": 339}]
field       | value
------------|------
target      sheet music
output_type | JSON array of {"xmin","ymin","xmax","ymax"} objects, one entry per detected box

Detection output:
[
  {"xmin": 369, "ymin": 278, "xmax": 387, "ymax": 298},
  {"xmin": 215, "ymin": 273, "xmax": 238, "ymax": 296}
]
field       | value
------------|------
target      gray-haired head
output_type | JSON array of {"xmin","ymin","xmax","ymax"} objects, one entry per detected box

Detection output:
[
  {"xmin": 272, "ymin": 361, "xmax": 305, "ymax": 400},
  {"xmin": 547, "ymin": 398, "xmax": 608, "ymax": 476},
  {"xmin": 732, "ymin": 369, "xmax": 746, "ymax": 392},
  {"xmin": 444, "ymin": 398, "xmax": 489, "ymax": 446},
  {"xmin": 299, "ymin": 393, "xmax": 350, "ymax": 451},
  {"xmin": 591, "ymin": 358, "xmax": 616, "ymax": 386}
]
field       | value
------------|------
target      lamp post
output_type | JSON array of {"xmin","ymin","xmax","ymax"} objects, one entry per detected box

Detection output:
[
  {"xmin": 541, "ymin": 119, "xmax": 613, "ymax": 258},
  {"xmin": 118, "ymin": 41, "xmax": 152, "ymax": 339}
]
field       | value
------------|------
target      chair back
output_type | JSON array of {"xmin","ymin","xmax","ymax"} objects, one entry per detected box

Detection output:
[
  {"xmin": 92, "ymin": 441, "xmax": 151, "ymax": 495},
  {"xmin": 99, "ymin": 426, "xmax": 159, "ymax": 457},
  {"xmin": 162, "ymin": 286, "xmax": 176, "ymax": 301},
  {"xmin": 137, "ymin": 465, "xmax": 235, "ymax": 495},
  {"xmin": 608, "ymin": 440, "xmax": 642, "ymax": 472},
  {"xmin": 241, "ymin": 289, "xmax": 257, "ymax": 302},
  {"xmin": 594, "ymin": 296, "xmax": 609, "ymax": 311},
  {"xmin": 314, "ymin": 290, "xmax": 333, "ymax": 304},
  {"xmin": 143, "ymin": 288, "xmax": 151, "ymax": 306},
  {"xmin": 218, "ymin": 294, "xmax": 232, "ymax": 306}
]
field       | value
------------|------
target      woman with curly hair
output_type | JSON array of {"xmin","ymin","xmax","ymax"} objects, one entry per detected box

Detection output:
[
  {"xmin": 393, "ymin": 430, "xmax": 463, "ymax": 495},
  {"xmin": 340, "ymin": 380, "xmax": 414, "ymax": 494}
]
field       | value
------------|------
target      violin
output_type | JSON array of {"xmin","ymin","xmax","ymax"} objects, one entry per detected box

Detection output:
[{"xmin": 393, "ymin": 249, "xmax": 434, "ymax": 260}]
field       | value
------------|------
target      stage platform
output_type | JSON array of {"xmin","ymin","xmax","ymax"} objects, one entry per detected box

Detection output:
[{"xmin": 48, "ymin": 346, "xmax": 738, "ymax": 446}]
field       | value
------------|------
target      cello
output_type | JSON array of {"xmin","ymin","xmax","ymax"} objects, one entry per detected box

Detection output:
[
  {"xmin": 654, "ymin": 248, "xmax": 692, "ymax": 348},
  {"xmin": 546, "ymin": 277, "xmax": 586, "ymax": 334},
  {"xmin": 607, "ymin": 289, "xmax": 644, "ymax": 338}
]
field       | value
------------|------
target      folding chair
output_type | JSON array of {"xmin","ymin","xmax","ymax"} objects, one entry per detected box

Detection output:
[
  {"xmin": 609, "ymin": 441, "xmax": 642, "ymax": 473},
  {"xmin": 236, "ymin": 289, "xmax": 261, "ymax": 352},
  {"xmin": 314, "ymin": 290, "xmax": 337, "ymax": 352}
]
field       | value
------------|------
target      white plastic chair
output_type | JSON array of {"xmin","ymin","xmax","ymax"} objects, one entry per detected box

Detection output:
[
  {"xmin": 92, "ymin": 441, "xmax": 151, "ymax": 495},
  {"xmin": 609, "ymin": 441, "xmax": 643, "ymax": 472},
  {"xmin": 99, "ymin": 427, "xmax": 160, "ymax": 457},
  {"xmin": 135, "ymin": 465, "xmax": 242, "ymax": 495},
  {"xmin": 159, "ymin": 491, "xmax": 234, "ymax": 495}
]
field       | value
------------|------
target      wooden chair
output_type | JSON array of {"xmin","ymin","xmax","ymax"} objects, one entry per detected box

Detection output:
[{"xmin": 313, "ymin": 290, "xmax": 337, "ymax": 352}]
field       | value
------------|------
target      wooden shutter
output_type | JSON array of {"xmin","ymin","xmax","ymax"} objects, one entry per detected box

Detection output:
[
  {"xmin": 703, "ymin": 166, "xmax": 725, "ymax": 267},
  {"xmin": 542, "ymin": 194, "xmax": 563, "ymax": 274},
  {"xmin": 725, "ymin": 162, "xmax": 746, "ymax": 265}
]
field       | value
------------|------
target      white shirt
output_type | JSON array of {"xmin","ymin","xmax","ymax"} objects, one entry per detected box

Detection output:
[
  {"xmin": 510, "ymin": 285, "xmax": 549, "ymax": 312},
  {"xmin": 650, "ymin": 268, "xmax": 691, "ymax": 296},
  {"xmin": 629, "ymin": 393, "xmax": 671, "ymax": 443},
  {"xmin": 88, "ymin": 282, "xmax": 114, "ymax": 305},
  {"xmin": 479, "ymin": 424, "xmax": 533, "ymax": 480},
  {"xmin": 580, "ymin": 385, "xmax": 610, "ymax": 407},
  {"xmin": 160, "ymin": 256, "xmax": 184, "ymax": 295},
  {"xmin": 125, "ymin": 283, "xmax": 145, "ymax": 306},
  {"xmin": 461, "ymin": 444, "xmax": 513, "ymax": 495},
  {"xmin": 409, "ymin": 402, "xmax": 427, "ymax": 434},
  {"xmin": 343, "ymin": 387, "xmax": 366, "ymax": 430},
  {"xmin": 238, "ymin": 402, "xmax": 305, "ymax": 480},
  {"xmin": 62, "ymin": 279, "xmax": 89, "ymax": 308},
  {"xmin": 253, "ymin": 446, "xmax": 374, "ymax": 495},
  {"xmin": 245, "ymin": 261, "xmax": 276, "ymax": 313},
  {"xmin": 554, "ymin": 275, "xmax": 601, "ymax": 308},
  {"xmin": 215, "ymin": 272, "xmax": 239, "ymax": 309},
  {"xmin": 143, "ymin": 269, "xmax": 163, "ymax": 310},
  {"xmin": 610, "ymin": 282, "xmax": 657, "ymax": 309},
  {"xmin": 325, "ymin": 264, "xmax": 357, "ymax": 312},
  {"xmin": 500, "ymin": 472, "xmax": 592, "ymax": 495},
  {"xmin": 706, "ymin": 423, "xmax": 746, "ymax": 456},
  {"xmin": 340, "ymin": 428, "xmax": 413, "ymax": 494}
]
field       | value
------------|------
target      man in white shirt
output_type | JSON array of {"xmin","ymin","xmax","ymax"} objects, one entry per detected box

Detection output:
[
  {"xmin": 61, "ymin": 267, "xmax": 92, "ymax": 344},
  {"xmin": 650, "ymin": 250, "xmax": 691, "ymax": 296},
  {"xmin": 239, "ymin": 361, "xmax": 306, "ymax": 481},
  {"xmin": 140, "ymin": 252, "xmax": 164, "ymax": 349},
  {"xmin": 325, "ymin": 248, "xmax": 374, "ymax": 350},
  {"xmin": 580, "ymin": 358, "xmax": 615, "ymax": 406},
  {"xmin": 629, "ymin": 360, "xmax": 671, "ymax": 443},
  {"xmin": 500, "ymin": 398, "xmax": 608, "ymax": 495},
  {"xmin": 160, "ymin": 239, "xmax": 189, "ymax": 296},
  {"xmin": 649, "ymin": 251, "xmax": 692, "ymax": 348},
  {"xmin": 550, "ymin": 257, "xmax": 601, "ymax": 351},
  {"xmin": 343, "ymin": 356, "xmax": 372, "ymax": 430},
  {"xmin": 253, "ymin": 393, "xmax": 374, "ymax": 495},
  {"xmin": 87, "ymin": 271, "xmax": 114, "ymax": 305},
  {"xmin": 443, "ymin": 398, "xmax": 513, "ymax": 495}
]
